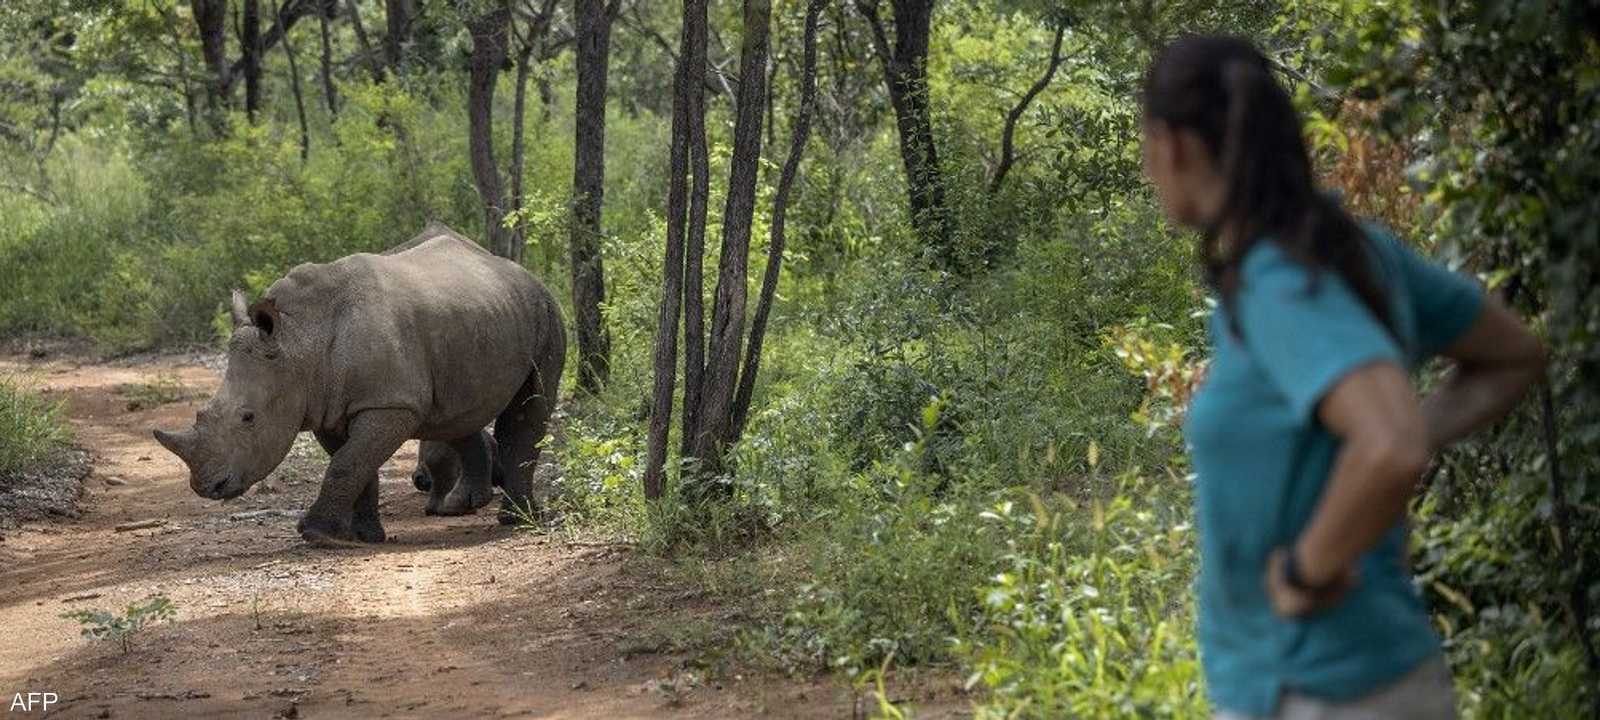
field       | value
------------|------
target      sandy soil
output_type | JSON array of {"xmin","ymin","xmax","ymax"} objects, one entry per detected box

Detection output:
[{"xmin": 0, "ymin": 352, "xmax": 967, "ymax": 719}]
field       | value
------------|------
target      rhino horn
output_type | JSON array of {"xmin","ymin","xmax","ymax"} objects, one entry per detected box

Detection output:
[
  {"xmin": 153, "ymin": 429, "xmax": 198, "ymax": 464},
  {"xmin": 230, "ymin": 290, "xmax": 251, "ymax": 329}
]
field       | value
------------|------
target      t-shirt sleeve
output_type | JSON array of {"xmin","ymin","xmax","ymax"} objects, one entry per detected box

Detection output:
[
  {"xmin": 1233, "ymin": 247, "xmax": 1405, "ymax": 422},
  {"xmin": 1381, "ymin": 230, "xmax": 1485, "ymax": 357}
]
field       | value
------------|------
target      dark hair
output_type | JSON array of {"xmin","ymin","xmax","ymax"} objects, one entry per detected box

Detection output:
[{"xmin": 1140, "ymin": 34, "xmax": 1392, "ymax": 336}]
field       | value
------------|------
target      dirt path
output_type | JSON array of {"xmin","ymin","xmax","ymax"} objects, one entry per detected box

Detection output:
[{"xmin": 0, "ymin": 353, "xmax": 940, "ymax": 719}]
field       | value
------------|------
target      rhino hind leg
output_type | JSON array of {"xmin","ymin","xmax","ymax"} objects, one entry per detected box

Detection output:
[
  {"xmin": 421, "ymin": 441, "xmax": 460, "ymax": 514},
  {"xmin": 432, "ymin": 430, "xmax": 497, "ymax": 516},
  {"xmin": 495, "ymin": 359, "xmax": 559, "ymax": 526}
]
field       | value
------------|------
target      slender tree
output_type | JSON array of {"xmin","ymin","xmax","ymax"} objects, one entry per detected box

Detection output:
[
  {"xmin": 316, "ymin": 1, "xmax": 338, "ymax": 117},
  {"xmin": 732, "ymin": 0, "xmax": 823, "ymax": 440},
  {"xmin": 688, "ymin": 0, "xmax": 771, "ymax": 471},
  {"xmin": 242, "ymin": 0, "xmax": 263, "ymax": 120},
  {"xmin": 190, "ymin": 0, "xmax": 230, "ymax": 124},
  {"xmin": 384, "ymin": 0, "xmax": 414, "ymax": 72},
  {"xmin": 854, "ymin": 0, "xmax": 951, "ymax": 265},
  {"xmin": 271, "ymin": 0, "xmax": 311, "ymax": 160},
  {"xmin": 464, "ymin": 4, "xmax": 517, "ymax": 260},
  {"xmin": 679, "ymin": 0, "xmax": 711, "ymax": 460},
  {"xmin": 570, "ymin": 0, "xmax": 617, "ymax": 394},
  {"xmin": 645, "ymin": 0, "xmax": 708, "ymax": 500},
  {"xmin": 647, "ymin": 0, "xmax": 815, "ymax": 497},
  {"xmin": 346, "ymin": 0, "xmax": 386, "ymax": 82},
  {"xmin": 990, "ymin": 20, "xmax": 1067, "ymax": 194}
]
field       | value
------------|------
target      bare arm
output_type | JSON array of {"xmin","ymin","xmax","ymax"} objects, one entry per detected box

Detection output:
[
  {"xmin": 1290, "ymin": 362, "xmax": 1432, "ymax": 589},
  {"xmin": 1272, "ymin": 297, "xmax": 1546, "ymax": 612},
  {"xmin": 1421, "ymin": 294, "xmax": 1548, "ymax": 451}
]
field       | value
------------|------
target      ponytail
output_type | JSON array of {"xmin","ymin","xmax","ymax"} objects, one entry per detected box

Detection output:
[{"xmin": 1143, "ymin": 35, "xmax": 1395, "ymax": 339}]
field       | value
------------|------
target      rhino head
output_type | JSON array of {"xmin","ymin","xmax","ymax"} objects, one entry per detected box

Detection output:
[{"xmin": 154, "ymin": 291, "xmax": 306, "ymax": 500}]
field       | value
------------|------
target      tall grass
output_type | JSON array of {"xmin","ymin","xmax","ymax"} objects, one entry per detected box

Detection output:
[{"xmin": 0, "ymin": 376, "xmax": 68, "ymax": 475}]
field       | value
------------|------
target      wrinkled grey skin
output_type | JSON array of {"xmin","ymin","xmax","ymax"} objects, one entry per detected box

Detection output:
[
  {"xmin": 412, "ymin": 432, "xmax": 506, "ymax": 518},
  {"xmin": 154, "ymin": 223, "xmax": 566, "ymax": 546}
]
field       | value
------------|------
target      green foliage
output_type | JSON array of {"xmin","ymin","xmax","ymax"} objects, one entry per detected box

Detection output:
[
  {"xmin": 62, "ymin": 595, "xmax": 177, "ymax": 655},
  {"xmin": 0, "ymin": 375, "xmax": 69, "ymax": 476},
  {"xmin": 961, "ymin": 477, "xmax": 1203, "ymax": 719}
]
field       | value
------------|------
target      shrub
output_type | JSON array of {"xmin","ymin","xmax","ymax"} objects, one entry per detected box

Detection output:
[{"xmin": 0, "ymin": 375, "xmax": 68, "ymax": 476}]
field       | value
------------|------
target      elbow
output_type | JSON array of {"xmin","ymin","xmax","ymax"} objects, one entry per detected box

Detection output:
[{"xmin": 1361, "ymin": 428, "xmax": 1432, "ymax": 496}]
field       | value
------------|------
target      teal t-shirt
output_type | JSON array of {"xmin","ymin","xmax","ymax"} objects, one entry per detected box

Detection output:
[{"xmin": 1183, "ymin": 226, "xmax": 1483, "ymax": 716}]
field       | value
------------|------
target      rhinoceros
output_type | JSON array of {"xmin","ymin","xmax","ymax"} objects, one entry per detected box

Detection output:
[
  {"xmin": 153, "ymin": 223, "xmax": 566, "ymax": 546},
  {"xmin": 411, "ymin": 433, "xmax": 506, "ymax": 508}
]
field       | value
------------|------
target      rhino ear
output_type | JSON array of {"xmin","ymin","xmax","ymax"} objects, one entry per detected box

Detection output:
[
  {"xmin": 248, "ymin": 297, "xmax": 280, "ymax": 338},
  {"xmin": 230, "ymin": 290, "xmax": 251, "ymax": 329}
]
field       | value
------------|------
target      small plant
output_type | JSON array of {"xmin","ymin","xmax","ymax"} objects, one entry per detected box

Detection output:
[
  {"xmin": 120, "ymin": 372, "xmax": 190, "ymax": 411},
  {"xmin": 0, "ymin": 375, "xmax": 68, "ymax": 476},
  {"xmin": 62, "ymin": 595, "xmax": 177, "ymax": 654}
]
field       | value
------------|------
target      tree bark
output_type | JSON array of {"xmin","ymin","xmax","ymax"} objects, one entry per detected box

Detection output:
[
  {"xmin": 346, "ymin": 0, "xmax": 386, "ymax": 83},
  {"xmin": 465, "ymin": 6, "xmax": 516, "ymax": 260},
  {"xmin": 272, "ymin": 0, "xmax": 311, "ymax": 160},
  {"xmin": 731, "ymin": 0, "xmax": 823, "ymax": 441},
  {"xmin": 855, "ymin": 0, "xmax": 951, "ymax": 265},
  {"xmin": 228, "ymin": 0, "xmax": 317, "ymax": 85},
  {"xmin": 645, "ymin": 0, "xmax": 708, "ymax": 500},
  {"xmin": 510, "ymin": 46, "xmax": 532, "ymax": 238},
  {"xmin": 679, "ymin": 0, "xmax": 711, "ymax": 459},
  {"xmin": 317, "ymin": 6, "xmax": 339, "ymax": 117},
  {"xmin": 571, "ymin": 0, "xmax": 615, "ymax": 395},
  {"xmin": 384, "ymin": 0, "xmax": 414, "ymax": 73},
  {"xmin": 688, "ymin": 0, "xmax": 770, "ymax": 470},
  {"xmin": 166, "ymin": 3, "xmax": 200, "ymax": 133},
  {"xmin": 191, "ymin": 0, "xmax": 231, "ymax": 124},
  {"xmin": 242, "ymin": 0, "xmax": 264, "ymax": 120},
  {"xmin": 990, "ymin": 21, "xmax": 1065, "ymax": 194}
]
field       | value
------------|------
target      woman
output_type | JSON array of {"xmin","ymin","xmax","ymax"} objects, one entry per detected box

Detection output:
[{"xmin": 1139, "ymin": 35, "xmax": 1547, "ymax": 719}]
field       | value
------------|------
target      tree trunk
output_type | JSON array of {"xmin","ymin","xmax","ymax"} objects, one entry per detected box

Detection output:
[
  {"xmin": 191, "ymin": 0, "xmax": 231, "ymax": 124},
  {"xmin": 384, "ymin": 0, "xmax": 414, "ymax": 73},
  {"xmin": 317, "ymin": 6, "xmax": 339, "ymax": 117},
  {"xmin": 243, "ymin": 0, "xmax": 263, "ymax": 121},
  {"xmin": 346, "ymin": 0, "xmax": 386, "ymax": 83},
  {"xmin": 272, "ymin": 0, "xmax": 311, "ymax": 160},
  {"xmin": 688, "ymin": 0, "xmax": 770, "ymax": 471},
  {"xmin": 679, "ymin": 0, "xmax": 712, "ymax": 459},
  {"xmin": 856, "ymin": 0, "xmax": 951, "ymax": 265},
  {"xmin": 990, "ymin": 22, "xmax": 1065, "ymax": 194},
  {"xmin": 571, "ymin": 0, "xmax": 615, "ymax": 395},
  {"xmin": 466, "ymin": 7, "xmax": 515, "ymax": 260},
  {"xmin": 731, "ymin": 0, "xmax": 823, "ymax": 441},
  {"xmin": 510, "ymin": 45, "xmax": 532, "ymax": 248},
  {"xmin": 645, "ymin": 0, "xmax": 709, "ymax": 500},
  {"xmin": 168, "ymin": 4, "xmax": 200, "ymax": 133}
]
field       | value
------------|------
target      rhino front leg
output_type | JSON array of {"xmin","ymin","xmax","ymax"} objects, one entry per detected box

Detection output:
[
  {"xmin": 432, "ymin": 430, "xmax": 496, "ymax": 516},
  {"xmin": 299, "ymin": 410, "xmax": 416, "ymax": 547}
]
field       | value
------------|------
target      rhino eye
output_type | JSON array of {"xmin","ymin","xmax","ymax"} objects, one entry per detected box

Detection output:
[{"xmin": 241, "ymin": 411, "xmax": 255, "ymax": 424}]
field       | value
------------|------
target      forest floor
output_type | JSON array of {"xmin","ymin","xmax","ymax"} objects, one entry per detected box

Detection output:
[{"xmin": 0, "ymin": 349, "xmax": 966, "ymax": 719}]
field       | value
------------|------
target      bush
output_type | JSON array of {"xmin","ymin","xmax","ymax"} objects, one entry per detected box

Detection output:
[
  {"xmin": 960, "ymin": 475, "xmax": 1203, "ymax": 719},
  {"xmin": 0, "ymin": 375, "xmax": 69, "ymax": 476}
]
